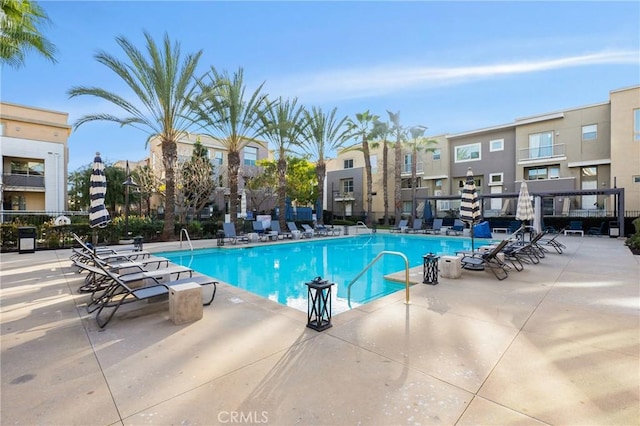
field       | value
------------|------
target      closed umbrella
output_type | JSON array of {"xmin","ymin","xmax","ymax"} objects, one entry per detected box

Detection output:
[
  {"xmin": 89, "ymin": 152, "xmax": 111, "ymax": 234},
  {"xmin": 460, "ymin": 167, "xmax": 481, "ymax": 250},
  {"xmin": 240, "ymin": 189, "xmax": 247, "ymax": 218},
  {"xmin": 423, "ymin": 200, "xmax": 433, "ymax": 220},
  {"xmin": 516, "ymin": 181, "xmax": 534, "ymax": 222}
]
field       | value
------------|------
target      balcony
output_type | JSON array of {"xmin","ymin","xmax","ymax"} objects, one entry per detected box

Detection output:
[
  {"xmin": 518, "ymin": 144, "xmax": 565, "ymax": 162},
  {"xmin": 334, "ymin": 192, "xmax": 356, "ymax": 201},
  {"xmin": 3, "ymin": 173, "xmax": 45, "ymax": 189},
  {"xmin": 401, "ymin": 162, "xmax": 424, "ymax": 175}
]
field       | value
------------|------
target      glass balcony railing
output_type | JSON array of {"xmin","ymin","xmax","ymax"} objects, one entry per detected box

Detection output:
[
  {"xmin": 519, "ymin": 144, "xmax": 565, "ymax": 161},
  {"xmin": 401, "ymin": 162, "xmax": 424, "ymax": 175}
]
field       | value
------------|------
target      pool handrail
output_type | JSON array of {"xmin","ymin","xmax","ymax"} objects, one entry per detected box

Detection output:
[
  {"xmin": 347, "ymin": 250, "xmax": 410, "ymax": 308},
  {"xmin": 356, "ymin": 221, "xmax": 373, "ymax": 234},
  {"xmin": 180, "ymin": 228, "xmax": 193, "ymax": 252}
]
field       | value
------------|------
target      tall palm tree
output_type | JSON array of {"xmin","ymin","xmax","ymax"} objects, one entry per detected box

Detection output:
[
  {"xmin": 0, "ymin": 0, "xmax": 57, "ymax": 68},
  {"xmin": 68, "ymin": 31, "xmax": 202, "ymax": 240},
  {"xmin": 407, "ymin": 125, "xmax": 437, "ymax": 219},
  {"xmin": 345, "ymin": 110, "xmax": 379, "ymax": 226},
  {"xmin": 261, "ymin": 97, "xmax": 307, "ymax": 231},
  {"xmin": 371, "ymin": 120, "xmax": 391, "ymax": 225},
  {"xmin": 301, "ymin": 106, "xmax": 350, "ymax": 225},
  {"xmin": 190, "ymin": 67, "xmax": 270, "ymax": 227},
  {"xmin": 387, "ymin": 110, "xmax": 405, "ymax": 226}
]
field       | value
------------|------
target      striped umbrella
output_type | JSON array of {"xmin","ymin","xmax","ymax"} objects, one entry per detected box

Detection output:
[
  {"xmin": 89, "ymin": 152, "xmax": 111, "ymax": 229},
  {"xmin": 460, "ymin": 167, "xmax": 481, "ymax": 250},
  {"xmin": 516, "ymin": 180, "xmax": 534, "ymax": 222}
]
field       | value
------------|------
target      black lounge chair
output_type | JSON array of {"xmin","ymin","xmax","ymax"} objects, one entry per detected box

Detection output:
[
  {"xmin": 84, "ymin": 261, "xmax": 217, "ymax": 328},
  {"xmin": 587, "ymin": 222, "xmax": 606, "ymax": 237},
  {"xmin": 539, "ymin": 228, "xmax": 567, "ymax": 254},
  {"xmin": 460, "ymin": 239, "xmax": 511, "ymax": 280}
]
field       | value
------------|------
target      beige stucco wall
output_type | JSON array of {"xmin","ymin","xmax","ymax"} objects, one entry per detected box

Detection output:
[{"xmin": 610, "ymin": 86, "xmax": 640, "ymax": 212}]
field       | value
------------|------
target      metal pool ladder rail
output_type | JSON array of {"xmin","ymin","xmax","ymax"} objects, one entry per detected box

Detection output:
[
  {"xmin": 180, "ymin": 228, "xmax": 193, "ymax": 252},
  {"xmin": 356, "ymin": 221, "xmax": 373, "ymax": 234},
  {"xmin": 347, "ymin": 250, "xmax": 410, "ymax": 308}
]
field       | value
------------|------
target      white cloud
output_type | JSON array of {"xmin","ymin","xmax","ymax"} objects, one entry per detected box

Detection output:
[{"xmin": 267, "ymin": 50, "xmax": 639, "ymax": 103}]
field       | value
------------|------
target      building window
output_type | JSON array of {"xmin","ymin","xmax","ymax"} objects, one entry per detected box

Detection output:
[
  {"xmin": 489, "ymin": 173, "xmax": 503, "ymax": 185},
  {"xmin": 528, "ymin": 131, "xmax": 554, "ymax": 158},
  {"xmin": 435, "ymin": 179, "xmax": 442, "ymax": 188},
  {"xmin": 341, "ymin": 178, "xmax": 353, "ymax": 194},
  {"xmin": 369, "ymin": 155, "xmax": 377, "ymax": 174},
  {"xmin": 214, "ymin": 152, "xmax": 223, "ymax": 166},
  {"xmin": 526, "ymin": 165, "xmax": 560, "ymax": 180},
  {"xmin": 403, "ymin": 154, "xmax": 411, "ymax": 173},
  {"xmin": 243, "ymin": 146, "xmax": 258, "ymax": 166},
  {"xmin": 489, "ymin": 139, "xmax": 504, "ymax": 152},
  {"xmin": 344, "ymin": 159, "xmax": 353, "ymax": 169},
  {"xmin": 454, "ymin": 143, "xmax": 481, "ymax": 162},
  {"xmin": 633, "ymin": 175, "xmax": 640, "ymax": 184},
  {"xmin": 11, "ymin": 160, "xmax": 44, "ymax": 176},
  {"xmin": 402, "ymin": 201, "xmax": 412, "ymax": 214},
  {"xmin": 457, "ymin": 177, "xmax": 482, "ymax": 192},
  {"xmin": 634, "ymin": 109, "xmax": 640, "ymax": 141},
  {"xmin": 582, "ymin": 124, "xmax": 597, "ymax": 141},
  {"xmin": 433, "ymin": 149, "xmax": 441, "ymax": 160}
]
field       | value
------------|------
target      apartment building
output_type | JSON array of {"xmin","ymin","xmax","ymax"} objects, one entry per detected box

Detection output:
[
  {"xmin": 0, "ymin": 102, "xmax": 70, "ymax": 216},
  {"xmin": 147, "ymin": 133, "xmax": 270, "ymax": 214},
  {"xmin": 325, "ymin": 85, "xmax": 640, "ymax": 222}
]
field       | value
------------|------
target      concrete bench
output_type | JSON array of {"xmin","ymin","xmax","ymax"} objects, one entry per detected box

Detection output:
[{"xmin": 169, "ymin": 282, "xmax": 203, "ymax": 325}]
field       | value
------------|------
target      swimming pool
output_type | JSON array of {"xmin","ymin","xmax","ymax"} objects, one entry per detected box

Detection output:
[{"xmin": 158, "ymin": 234, "xmax": 482, "ymax": 313}]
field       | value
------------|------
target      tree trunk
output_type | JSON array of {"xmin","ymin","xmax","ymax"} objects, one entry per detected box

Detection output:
[
  {"xmin": 362, "ymin": 137, "xmax": 373, "ymax": 226},
  {"xmin": 411, "ymin": 144, "xmax": 417, "ymax": 220},
  {"xmin": 316, "ymin": 161, "xmax": 326, "ymax": 225},
  {"xmin": 277, "ymin": 155, "xmax": 287, "ymax": 231},
  {"xmin": 394, "ymin": 133, "xmax": 403, "ymax": 226},
  {"xmin": 161, "ymin": 139, "xmax": 177, "ymax": 240},
  {"xmin": 382, "ymin": 140, "xmax": 389, "ymax": 225},
  {"xmin": 228, "ymin": 150, "xmax": 240, "ymax": 228}
]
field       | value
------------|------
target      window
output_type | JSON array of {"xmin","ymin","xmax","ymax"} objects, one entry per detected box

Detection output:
[
  {"xmin": 489, "ymin": 173, "xmax": 504, "ymax": 185},
  {"xmin": 454, "ymin": 143, "xmax": 481, "ymax": 162},
  {"xmin": 526, "ymin": 165, "xmax": 560, "ymax": 180},
  {"xmin": 341, "ymin": 178, "xmax": 353, "ymax": 194},
  {"xmin": 403, "ymin": 154, "xmax": 411, "ymax": 173},
  {"xmin": 402, "ymin": 201, "xmax": 412, "ymax": 214},
  {"xmin": 435, "ymin": 179, "xmax": 442, "ymax": 188},
  {"xmin": 457, "ymin": 177, "xmax": 481, "ymax": 191},
  {"xmin": 490, "ymin": 139, "xmax": 504, "ymax": 152},
  {"xmin": 344, "ymin": 159, "xmax": 353, "ymax": 169},
  {"xmin": 243, "ymin": 147, "xmax": 258, "ymax": 166},
  {"xmin": 582, "ymin": 124, "xmax": 597, "ymax": 141},
  {"xmin": 11, "ymin": 160, "xmax": 44, "ymax": 176},
  {"xmin": 634, "ymin": 109, "xmax": 640, "ymax": 141},
  {"xmin": 214, "ymin": 152, "xmax": 223, "ymax": 166},
  {"xmin": 433, "ymin": 149, "xmax": 441, "ymax": 160},
  {"xmin": 633, "ymin": 175, "xmax": 640, "ymax": 184},
  {"xmin": 528, "ymin": 131, "xmax": 553, "ymax": 159},
  {"xmin": 369, "ymin": 155, "xmax": 377, "ymax": 174}
]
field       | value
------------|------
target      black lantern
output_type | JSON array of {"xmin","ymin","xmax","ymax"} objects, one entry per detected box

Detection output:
[
  {"xmin": 306, "ymin": 276, "xmax": 334, "ymax": 331},
  {"xmin": 217, "ymin": 230, "xmax": 225, "ymax": 247},
  {"xmin": 423, "ymin": 253, "xmax": 439, "ymax": 285}
]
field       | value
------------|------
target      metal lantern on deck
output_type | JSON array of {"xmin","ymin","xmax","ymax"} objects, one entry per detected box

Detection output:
[
  {"xmin": 423, "ymin": 253, "xmax": 439, "ymax": 285},
  {"xmin": 306, "ymin": 276, "xmax": 334, "ymax": 331}
]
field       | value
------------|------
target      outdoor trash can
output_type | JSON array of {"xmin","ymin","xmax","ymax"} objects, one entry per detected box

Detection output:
[
  {"xmin": 609, "ymin": 221, "xmax": 619, "ymax": 238},
  {"xmin": 18, "ymin": 227, "xmax": 37, "ymax": 254}
]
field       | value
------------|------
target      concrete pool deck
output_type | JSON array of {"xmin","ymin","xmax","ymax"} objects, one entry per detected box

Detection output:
[{"xmin": 1, "ymin": 233, "xmax": 638, "ymax": 425}]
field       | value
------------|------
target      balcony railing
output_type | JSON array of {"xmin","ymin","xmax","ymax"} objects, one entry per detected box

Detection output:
[
  {"xmin": 518, "ymin": 144, "xmax": 565, "ymax": 162},
  {"xmin": 401, "ymin": 162, "xmax": 424, "ymax": 175},
  {"xmin": 2, "ymin": 173, "xmax": 45, "ymax": 188}
]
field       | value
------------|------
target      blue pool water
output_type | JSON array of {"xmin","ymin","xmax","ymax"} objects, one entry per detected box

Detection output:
[{"xmin": 158, "ymin": 234, "xmax": 483, "ymax": 313}]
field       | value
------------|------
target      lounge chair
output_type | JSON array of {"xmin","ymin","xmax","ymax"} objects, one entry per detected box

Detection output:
[
  {"xmin": 587, "ymin": 222, "xmax": 606, "ymax": 237},
  {"xmin": 316, "ymin": 224, "xmax": 340, "ymax": 236},
  {"xmin": 301, "ymin": 224, "xmax": 316, "ymax": 237},
  {"xmin": 447, "ymin": 219, "xmax": 465, "ymax": 236},
  {"xmin": 270, "ymin": 222, "xmax": 290, "ymax": 239},
  {"xmin": 407, "ymin": 218, "xmax": 424, "ymax": 233},
  {"xmin": 565, "ymin": 220, "xmax": 584, "ymax": 236},
  {"xmin": 539, "ymin": 228, "xmax": 567, "ymax": 254},
  {"xmin": 390, "ymin": 219, "xmax": 408, "ymax": 233},
  {"xmin": 425, "ymin": 218, "xmax": 443, "ymax": 235},
  {"xmin": 71, "ymin": 233, "xmax": 152, "ymax": 262},
  {"xmin": 460, "ymin": 239, "xmax": 511, "ymax": 280},
  {"xmin": 252, "ymin": 221, "xmax": 270, "ymax": 241},
  {"xmin": 85, "ymin": 261, "xmax": 217, "ymax": 328},
  {"xmin": 223, "ymin": 222, "xmax": 248, "ymax": 244},
  {"xmin": 287, "ymin": 222, "xmax": 312, "ymax": 238}
]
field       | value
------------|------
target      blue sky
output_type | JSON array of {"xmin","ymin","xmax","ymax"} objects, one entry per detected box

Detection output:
[{"xmin": 3, "ymin": 1, "xmax": 639, "ymax": 172}]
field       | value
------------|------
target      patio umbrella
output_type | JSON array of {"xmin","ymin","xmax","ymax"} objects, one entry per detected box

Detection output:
[
  {"xmin": 240, "ymin": 189, "xmax": 247, "ymax": 218},
  {"xmin": 423, "ymin": 200, "xmax": 433, "ymax": 220},
  {"xmin": 460, "ymin": 167, "xmax": 481, "ymax": 250},
  {"xmin": 89, "ymin": 152, "xmax": 111, "ymax": 240},
  {"xmin": 516, "ymin": 181, "xmax": 534, "ymax": 223}
]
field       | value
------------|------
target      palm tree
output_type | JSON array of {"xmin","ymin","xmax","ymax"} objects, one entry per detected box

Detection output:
[
  {"xmin": 190, "ymin": 67, "xmax": 270, "ymax": 227},
  {"xmin": 407, "ymin": 125, "xmax": 437, "ymax": 220},
  {"xmin": 68, "ymin": 31, "xmax": 202, "ymax": 240},
  {"xmin": 0, "ymin": 0, "xmax": 57, "ymax": 68},
  {"xmin": 261, "ymin": 97, "xmax": 307, "ymax": 231},
  {"xmin": 300, "ymin": 106, "xmax": 350, "ymax": 225},
  {"xmin": 345, "ymin": 110, "xmax": 379, "ymax": 226},
  {"xmin": 387, "ymin": 110, "xmax": 405, "ymax": 226},
  {"xmin": 370, "ymin": 120, "xmax": 391, "ymax": 225}
]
